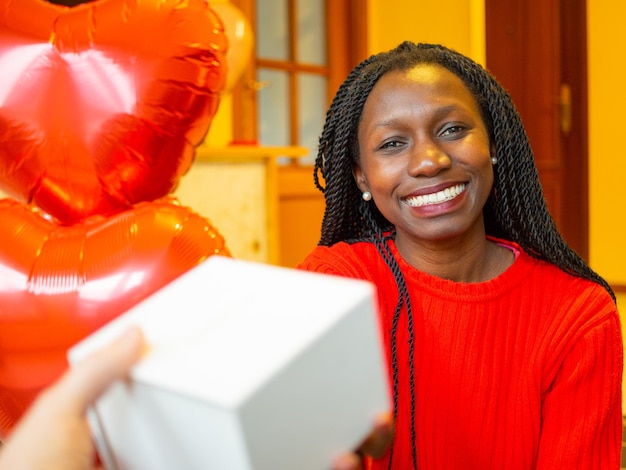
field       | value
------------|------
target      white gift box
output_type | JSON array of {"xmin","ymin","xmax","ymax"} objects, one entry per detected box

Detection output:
[{"xmin": 68, "ymin": 255, "xmax": 390, "ymax": 470}]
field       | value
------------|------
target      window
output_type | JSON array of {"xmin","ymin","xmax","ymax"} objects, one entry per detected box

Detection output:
[{"xmin": 231, "ymin": 0, "xmax": 367, "ymax": 164}]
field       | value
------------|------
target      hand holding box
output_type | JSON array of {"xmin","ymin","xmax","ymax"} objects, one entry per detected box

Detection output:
[{"xmin": 68, "ymin": 256, "xmax": 390, "ymax": 470}]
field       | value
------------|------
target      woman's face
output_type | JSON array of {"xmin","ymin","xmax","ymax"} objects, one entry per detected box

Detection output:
[{"xmin": 355, "ymin": 63, "xmax": 494, "ymax": 246}]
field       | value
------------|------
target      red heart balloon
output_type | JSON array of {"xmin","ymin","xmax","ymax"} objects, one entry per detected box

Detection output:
[
  {"xmin": 0, "ymin": 197, "xmax": 230, "ymax": 436},
  {"xmin": 0, "ymin": 0, "xmax": 228, "ymax": 224}
]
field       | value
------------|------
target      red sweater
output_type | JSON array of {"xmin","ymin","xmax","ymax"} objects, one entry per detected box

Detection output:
[{"xmin": 298, "ymin": 238, "xmax": 623, "ymax": 469}]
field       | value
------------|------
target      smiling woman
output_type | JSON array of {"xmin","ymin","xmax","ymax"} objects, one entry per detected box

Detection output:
[{"xmin": 298, "ymin": 41, "xmax": 622, "ymax": 470}]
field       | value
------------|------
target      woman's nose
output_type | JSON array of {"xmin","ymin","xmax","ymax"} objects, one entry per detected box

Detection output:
[{"xmin": 407, "ymin": 140, "xmax": 452, "ymax": 177}]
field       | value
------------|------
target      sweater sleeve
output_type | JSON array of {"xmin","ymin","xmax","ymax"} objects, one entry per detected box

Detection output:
[
  {"xmin": 298, "ymin": 245, "xmax": 370, "ymax": 279},
  {"xmin": 536, "ymin": 307, "xmax": 623, "ymax": 469}
]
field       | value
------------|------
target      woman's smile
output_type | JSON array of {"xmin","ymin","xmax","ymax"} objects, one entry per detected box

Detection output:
[{"xmin": 402, "ymin": 183, "xmax": 467, "ymax": 208}]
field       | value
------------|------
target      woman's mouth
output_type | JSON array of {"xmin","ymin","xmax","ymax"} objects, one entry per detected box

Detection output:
[{"xmin": 403, "ymin": 183, "xmax": 466, "ymax": 207}]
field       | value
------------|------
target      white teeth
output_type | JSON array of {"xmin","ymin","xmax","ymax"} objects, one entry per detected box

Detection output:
[{"xmin": 404, "ymin": 183, "xmax": 466, "ymax": 207}]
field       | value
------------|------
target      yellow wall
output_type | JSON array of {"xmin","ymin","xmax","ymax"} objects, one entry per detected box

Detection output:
[
  {"xmin": 587, "ymin": 1, "xmax": 626, "ymax": 289},
  {"xmin": 366, "ymin": 0, "xmax": 485, "ymax": 64},
  {"xmin": 587, "ymin": 1, "xmax": 626, "ymax": 402}
]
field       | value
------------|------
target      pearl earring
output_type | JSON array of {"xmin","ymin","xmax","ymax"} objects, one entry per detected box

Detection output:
[
  {"xmin": 362, "ymin": 191, "xmax": 372, "ymax": 201},
  {"xmin": 491, "ymin": 156, "xmax": 498, "ymax": 165}
]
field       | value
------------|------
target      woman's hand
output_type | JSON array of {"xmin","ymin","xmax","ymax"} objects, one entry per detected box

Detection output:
[{"xmin": 333, "ymin": 412, "xmax": 394, "ymax": 470}]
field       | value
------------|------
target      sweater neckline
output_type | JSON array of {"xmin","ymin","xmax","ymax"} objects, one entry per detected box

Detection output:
[{"xmin": 385, "ymin": 236, "xmax": 537, "ymax": 302}]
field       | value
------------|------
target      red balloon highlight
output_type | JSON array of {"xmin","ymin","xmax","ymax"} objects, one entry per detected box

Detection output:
[{"xmin": 0, "ymin": 0, "xmax": 228, "ymax": 224}]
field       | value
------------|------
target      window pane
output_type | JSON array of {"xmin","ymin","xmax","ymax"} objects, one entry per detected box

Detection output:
[
  {"xmin": 296, "ymin": 0, "xmax": 326, "ymax": 65},
  {"xmin": 258, "ymin": 69, "xmax": 290, "ymax": 146},
  {"xmin": 256, "ymin": 0, "xmax": 289, "ymax": 60},
  {"xmin": 298, "ymin": 73, "xmax": 326, "ymax": 165}
]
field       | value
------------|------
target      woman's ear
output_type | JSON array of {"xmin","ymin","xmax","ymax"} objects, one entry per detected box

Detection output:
[
  {"xmin": 352, "ymin": 164, "xmax": 370, "ymax": 193},
  {"xmin": 490, "ymin": 143, "xmax": 497, "ymax": 162}
]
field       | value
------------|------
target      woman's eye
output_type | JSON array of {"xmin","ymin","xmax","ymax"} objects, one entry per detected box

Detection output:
[
  {"xmin": 439, "ymin": 125, "xmax": 465, "ymax": 137},
  {"xmin": 379, "ymin": 140, "xmax": 405, "ymax": 150}
]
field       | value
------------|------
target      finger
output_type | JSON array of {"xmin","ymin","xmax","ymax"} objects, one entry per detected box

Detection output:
[
  {"xmin": 357, "ymin": 411, "xmax": 394, "ymax": 459},
  {"xmin": 53, "ymin": 326, "xmax": 144, "ymax": 413},
  {"xmin": 331, "ymin": 452, "xmax": 363, "ymax": 470}
]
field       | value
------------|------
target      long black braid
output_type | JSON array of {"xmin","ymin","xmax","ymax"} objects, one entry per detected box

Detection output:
[{"xmin": 313, "ymin": 41, "xmax": 615, "ymax": 469}]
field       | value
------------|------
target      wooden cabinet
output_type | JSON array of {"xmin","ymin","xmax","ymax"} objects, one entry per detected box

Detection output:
[{"xmin": 174, "ymin": 145, "xmax": 307, "ymax": 265}]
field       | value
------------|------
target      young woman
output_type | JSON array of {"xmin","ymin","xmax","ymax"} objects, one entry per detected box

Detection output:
[{"xmin": 299, "ymin": 42, "xmax": 622, "ymax": 469}]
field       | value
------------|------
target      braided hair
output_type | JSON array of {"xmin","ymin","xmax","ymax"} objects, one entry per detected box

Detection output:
[{"xmin": 313, "ymin": 41, "xmax": 615, "ymax": 469}]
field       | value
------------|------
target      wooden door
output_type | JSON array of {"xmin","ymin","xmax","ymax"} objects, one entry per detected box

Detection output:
[{"xmin": 486, "ymin": 0, "xmax": 589, "ymax": 260}]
